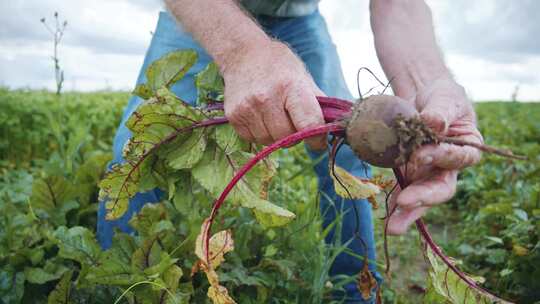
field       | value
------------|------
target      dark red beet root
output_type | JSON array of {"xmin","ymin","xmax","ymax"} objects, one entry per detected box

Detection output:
[
  {"xmin": 346, "ymin": 95, "xmax": 420, "ymax": 168},
  {"xmin": 346, "ymin": 94, "xmax": 526, "ymax": 168}
]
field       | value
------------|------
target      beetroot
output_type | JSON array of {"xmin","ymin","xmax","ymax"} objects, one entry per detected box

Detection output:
[
  {"xmin": 346, "ymin": 95, "xmax": 421, "ymax": 168},
  {"xmin": 345, "ymin": 95, "xmax": 524, "ymax": 168}
]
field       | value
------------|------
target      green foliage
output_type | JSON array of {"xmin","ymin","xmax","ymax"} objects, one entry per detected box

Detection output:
[
  {"xmin": 0, "ymin": 51, "xmax": 352, "ymax": 303},
  {"xmin": 47, "ymin": 270, "xmax": 74, "ymax": 304},
  {"xmin": 195, "ymin": 62, "xmax": 224, "ymax": 105},
  {"xmin": 377, "ymin": 102, "xmax": 540, "ymax": 304},
  {"xmin": 0, "ymin": 150, "xmax": 116, "ymax": 303},
  {"xmin": 0, "ymin": 99, "xmax": 118, "ymax": 303},
  {"xmin": 0, "ymin": 87, "xmax": 125, "ymax": 168},
  {"xmin": 100, "ymin": 51, "xmax": 295, "ymax": 230},
  {"xmin": 443, "ymin": 102, "xmax": 540, "ymax": 303},
  {"xmin": 423, "ymin": 248, "xmax": 510, "ymax": 304},
  {"xmin": 1, "ymin": 49, "xmax": 538, "ymax": 303}
]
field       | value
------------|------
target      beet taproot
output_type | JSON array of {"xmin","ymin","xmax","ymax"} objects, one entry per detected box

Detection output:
[
  {"xmin": 345, "ymin": 94, "xmax": 525, "ymax": 168},
  {"xmin": 346, "ymin": 95, "xmax": 425, "ymax": 168}
]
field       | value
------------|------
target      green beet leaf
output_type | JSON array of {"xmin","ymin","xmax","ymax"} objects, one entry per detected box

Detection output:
[
  {"xmin": 164, "ymin": 127, "xmax": 207, "ymax": 170},
  {"xmin": 0, "ymin": 267, "xmax": 25, "ymax": 304},
  {"xmin": 100, "ymin": 87, "xmax": 207, "ymax": 220},
  {"xmin": 251, "ymin": 197, "xmax": 297, "ymax": 228},
  {"xmin": 99, "ymin": 161, "xmax": 142, "ymax": 220},
  {"xmin": 129, "ymin": 203, "xmax": 175, "ymax": 238},
  {"xmin": 24, "ymin": 259, "xmax": 69, "ymax": 284},
  {"xmin": 424, "ymin": 247, "xmax": 512, "ymax": 304},
  {"xmin": 47, "ymin": 270, "xmax": 73, "ymax": 304},
  {"xmin": 146, "ymin": 50, "xmax": 197, "ymax": 92},
  {"xmin": 74, "ymin": 152, "xmax": 111, "ymax": 207},
  {"xmin": 213, "ymin": 124, "xmax": 248, "ymax": 155},
  {"xmin": 85, "ymin": 234, "xmax": 145, "ymax": 286},
  {"xmin": 133, "ymin": 83, "xmax": 153, "ymax": 100},
  {"xmin": 124, "ymin": 88, "xmax": 203, "ymax": 161},
  {"xmin": 29, "ymin": 175, "xmax": 78, "ymax": 225},
  {"xmin": 142, "ymin": 252, "xmax": 178, "ymax": 277},
  {"xmin": 85, "ymin": 250, "xmax": 145, "ymax": 286},
  {"xmin": 53, "ymin": 226, "xmax": 101, "ymax": 266},
  {"xmin": 195, "ymin": 62, "xmax": 224, "ymax": 105},
  {"xmin": 171, "ymin": 172, "xmax": 196, "ymax": 212},
  {"xmin": 132, "ymin": 237, "xmax": 163, "ymax": 271},
  {"xmin": 163, "ymin": 265, "xmax": 183, "ymax": 294},
  {"xmin": 193, "ymin": 143, "xmax": 295, "ymax": 227}
]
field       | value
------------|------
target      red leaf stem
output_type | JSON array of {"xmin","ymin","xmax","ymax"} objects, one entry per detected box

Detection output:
[
  {"xmin": 392, "ymin": 168, "xmax": 511, "ymax": 303},
  {"xmin": 203, "ymin": 122, "xmax": 345, "ymax": 263}
]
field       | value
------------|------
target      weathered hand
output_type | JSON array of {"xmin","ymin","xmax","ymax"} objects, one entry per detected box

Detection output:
[
  {"xmin": 221, "ymin": 41, "xmax": 327, "ymax": 150},
  {"xmin": 387, "ymin": 78, "xmax": 484, "ymax": 234}
]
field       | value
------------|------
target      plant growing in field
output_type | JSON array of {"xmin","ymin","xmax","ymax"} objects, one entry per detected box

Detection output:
[
  {"xmin": 40, "ymin": 12, "xmax": 67, "ymax": 95},
  {"xmin": 98, "ymin": 50, "xmax": 527, "ymax": 303}
]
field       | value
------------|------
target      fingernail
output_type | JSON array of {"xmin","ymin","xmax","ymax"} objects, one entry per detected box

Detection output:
[{"xmin": 422, "ymin": 156, "xmax": 433, "ymax": 165}]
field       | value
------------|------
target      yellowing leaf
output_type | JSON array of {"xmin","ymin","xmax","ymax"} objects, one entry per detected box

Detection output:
[
  {"xmin": 193, "ymin": 144, "xmax": 294, "ymax": 228},
  {"xmin": 99, "ymin": 162, "xmax": 143, "ymax": 220},
  {"xmin": 512, "ymin": 244, "xmax": 529, "ymax": 256},
  {"xmin": 208, "ymin": 283, "xmax": 236, "ymax": 304},
  {"xmin": 132, "ymin": 83, "xmax": 153, "ymax": 100},
  {"xmin": 367, "ymin": 196, "xmax": 379, "ymax": 209},
  {"xmin": 424, "ymin": 244, "xmax": 513, "ymax": 304},
  {"xmin": 356, "ymin": 263, "xmax": 377, "ymax": 300},
  {"xmin": 250, "ymin": 197, "xmax": 296, "ymax": 227},
  {"xmin": 194, "ymin": 221, "xmax": 237, "ymax": 304},
  {"xmin": 331, "ymin": 166, "xmax": 380, "ymax": 199},
  {"xmin": 370, "ymin": 174, "xmax": 395, "ymax": 191},
  {"xmin": 195, "ymin": 222, "xmax": 234, "ymax": 270},
  {"xmin": 146, "ymin": 50, "xmax": 197, "ymax": 91}
]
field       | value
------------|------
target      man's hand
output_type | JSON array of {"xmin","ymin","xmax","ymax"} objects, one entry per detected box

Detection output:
[
  {"xmin": 370, "ymin": 0, "xmax": 483, "ymax": 233},
  {"xmin": 387, "ymin": 79, "xmax": 483, "ymax": 234},
  {"xmin": 222, "ymin": 42, "xmax": 326, "ymax": 149},
  {"xmin": 165, "ymin": 0, "xmax": 326, "ymax": 150}
]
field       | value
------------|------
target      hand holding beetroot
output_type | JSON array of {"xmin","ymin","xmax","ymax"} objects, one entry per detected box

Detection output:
[
  {"xmin": 387, "ymin": 79, "xmax": 484, "ymax": 234},
  {"xmin": 345, "ymin": 78, "xmax": 524, "ymax": 234}
]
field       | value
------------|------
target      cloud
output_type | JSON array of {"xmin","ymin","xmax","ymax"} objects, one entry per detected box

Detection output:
[
  {"xmin": 320, "ymin": 0, "xmax": 540, "ymax": 100},
  {"xmin": 0, "ymin": 52, "xmax": 52, "ymax": 88},
  {"xmin": 128, "ymin": 0, "xmax": 163, "ymax": 11},
  {"xmin": 432, "ymin": 0, "xmax": 540, "ymax": 62},
  {"xmin": 319, "ymin": 0, "xmax": 368, "ymax": 31},
  {"xmin": 0, "ymin": 0, "xmax": 161, "ymax": 91},
  {"xmin": 0, "ymin": 0, "xmax": 160, "ymax": 55},
  {"xmin": 0, "ymin": 0, "xmax": 538, "ymax": 100}
]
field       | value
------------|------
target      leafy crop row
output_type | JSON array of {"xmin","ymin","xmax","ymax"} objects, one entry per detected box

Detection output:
[{"xmin": 0, "ymin": 54, "xmax": 538, "ymax": 303}]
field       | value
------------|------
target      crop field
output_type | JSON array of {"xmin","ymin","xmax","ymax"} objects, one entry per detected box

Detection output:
[{"xmin": 0, "ymin": 86, "xmax": 539, "ymax": 304}]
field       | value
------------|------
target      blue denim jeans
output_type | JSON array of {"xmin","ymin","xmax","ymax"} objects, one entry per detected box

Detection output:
[{"xmin": 98, "ymin": 10, "xmax": 380, "ymax": 303}]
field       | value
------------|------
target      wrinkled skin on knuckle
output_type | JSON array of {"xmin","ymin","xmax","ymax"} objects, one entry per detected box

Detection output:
[
  {"xmin": 250, "ymin": 91, "xmax": 273, "ymax": 108},
  {"xmin": 225, "ymin": 99, "xmax": 251, "ymax": 127},
  {"xmin": 236, "ymin": 100, "xmax": 256, "ymax": 122},
  {"xmin": 276, "ymin": 76, "xmax": 297, "ymax": 93}
]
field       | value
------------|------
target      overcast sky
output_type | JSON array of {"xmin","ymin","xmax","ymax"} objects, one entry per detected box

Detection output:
[{"xmin": 1, "ymin": 0, "xmax": 539, "ymax": 101}]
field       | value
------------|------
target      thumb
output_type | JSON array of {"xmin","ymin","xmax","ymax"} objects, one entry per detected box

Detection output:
[
  {"xmin": 284, "ymin": 84, "xmax": 326, "ymax": 150},
  {"xmin": 420, "ymin": 104, "xmax": 452, "ymax": 135},
  {"xmin": 418, "ymin": 80, "xmax": 468, "ymax": 134}
]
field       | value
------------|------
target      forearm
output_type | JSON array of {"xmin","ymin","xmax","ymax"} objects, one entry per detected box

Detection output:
[
  {"xmin": 370, "ymin": 0, "xmax": 453, "ymax": 100},
  {"xmin": 164, "ymin": 0, "xmax": 271, "ymax": 73}
]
